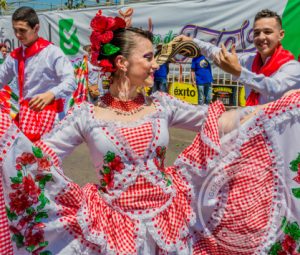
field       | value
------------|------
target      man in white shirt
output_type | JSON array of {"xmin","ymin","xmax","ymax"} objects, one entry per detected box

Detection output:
[
  {"xmin": 0, "ymin": 6, "xmax": 75, "ymax": 111},
  {"xmin": 176, "ymin": 9, "xmax": 300, "ymax": 105}
]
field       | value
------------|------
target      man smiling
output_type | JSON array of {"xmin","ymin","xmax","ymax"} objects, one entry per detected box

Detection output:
[{"xmin": 177, "ymin": 9, "xmax": 300, "ymax": 105}]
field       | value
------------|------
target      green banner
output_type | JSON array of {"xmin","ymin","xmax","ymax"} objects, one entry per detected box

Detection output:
[{"xmin": 282, "ymin": 0, "xmax": 300, "ymax": 59}]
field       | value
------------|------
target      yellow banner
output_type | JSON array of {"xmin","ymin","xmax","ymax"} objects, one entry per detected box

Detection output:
[{"xmin": 169, "ymin": 82, "xmax": 198, "ymax": 104}]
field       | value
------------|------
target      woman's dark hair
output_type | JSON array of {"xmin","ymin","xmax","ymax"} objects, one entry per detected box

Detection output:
[
  {"xmin": 12, "ymin": 6, "xmax": 39, "ymax": 28},
  {"xmin": 254, "ymin": 9, "xmax": 282, "ymax": 29},
  {"xmin": 98, "ymin": 27, "xmax": 153, "ymax": 63}
]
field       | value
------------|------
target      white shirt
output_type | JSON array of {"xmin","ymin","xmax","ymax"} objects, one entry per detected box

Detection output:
[
  {"xmin": 194, "ymin": 39, "xmax": 300, "ymax": 104},
  {"xmin": 0, "ymin": 44, "xmax": 76, "ymax": 99}
]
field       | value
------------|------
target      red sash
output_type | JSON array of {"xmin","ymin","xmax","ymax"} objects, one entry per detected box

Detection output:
[
  {"xmin": 11, "ymin": 38, "xmax": 63, "ymax": 141},
  {"xmin": 246, "ymin": 45, "xmax": 294, "ymax": 106}
]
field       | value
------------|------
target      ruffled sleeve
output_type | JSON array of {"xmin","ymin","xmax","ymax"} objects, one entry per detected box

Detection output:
[
  {"xmin": 152, "ymin": 92, "xmax": 209, "ymax": 132},
  {"xmin": 38, "ymin": 102, "xmax": 92, "ymax": 163}
]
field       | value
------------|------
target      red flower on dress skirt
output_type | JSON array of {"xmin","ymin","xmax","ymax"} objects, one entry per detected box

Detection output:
[
  {"xmin": 108, "ymin": 155, "xmax": 125, "ymax": 172},
  {"xmin": 15, "ymin": 163, "xmax": 22, "ymax": 171},
  {"xmin": 9, "ymin": 189, "xmax": 33, "ymax": 215},
  {"xmin": 16, "ymin": 214, "xmax": 34, "ymax": 231},
  {"xmin": 23, "ymin": 174, "xmax": 41, "ymax": 203},
  {"xmin": 103, "ymin": 172, "xmax": 114, "ymax": 188},
  {"xmin": 277, "ymin": 252, "xmax": 288, "ymax": 255},
  {"xmin": 293, "ymin": 175, "xmax": 300, "ymax": 184},
  {"xmin": 37, "ymin": 157, "xmax": 51, "ymax": 171},
  {"xmin": 24, "ymin": 224, "xmax": 45, "ymax": 247},
  {"xmin": 16, "ymin": 152, "xmax": 36, "ymax": 165},
  {"xmin": 282, "ymin": 235, "xmax": 296, "ymax": 253}
]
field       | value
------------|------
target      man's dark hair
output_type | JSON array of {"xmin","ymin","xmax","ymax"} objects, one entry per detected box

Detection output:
[
  {"xmin": 254, "ymin": 9, "xmax": 282, "ymax": 28},
  {"xmin": 12, "ymin": 6, "xmax": 39, "ymax": 28}
]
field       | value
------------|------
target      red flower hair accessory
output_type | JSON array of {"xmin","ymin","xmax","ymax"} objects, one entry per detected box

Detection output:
[{"xmin": 90, "ymin": 10, "xmax": 126, "ymax": 73}]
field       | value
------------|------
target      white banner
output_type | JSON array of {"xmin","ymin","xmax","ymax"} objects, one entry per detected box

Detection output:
[{"xmin": 0, "ymin": 0, "xmax": 288, "ymax": 57}]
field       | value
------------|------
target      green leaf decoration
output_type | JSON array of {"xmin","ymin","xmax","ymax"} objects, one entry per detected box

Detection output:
[
  {"xmin": 37, "ymin": 192, "xmax": 50, "ymax": 211},
  {"xmin": 12, "ymin": 234, "xmax": 24, "ymax": 248},
  {"xmin": 287, "ymin": 222, "xmax": 300, "ymax": 241},
  {"xmin": 101, "ymin": 180, "xmax": 107, "ymax": 187},
  {"xmin": 268, "ymin": 242, "xmax": 282, "ymax": 255},
  {"xmin": 103, "ymin": 166, "xmax": 111, "ymax": 174},
  {"xmin": 26, "ymin": 245, "xmax": 35, "ymax": 252},
  {"xmin": 39, "ymin": 174, "xmax": 53, "ymax": 189},
  {"xmin": 292, "ymin": 188, "xmax": 300, "ymax": 198},
  {"xmin": 17, "ymin": 171, "xmax": 23, "ymax": 178},
  {"xmin": 32, "ymin": 146, "xmax": 43, "ymax": 158},
  {"xmin": 167, "ymin": 179, "xmax": 172, "ymax": 187},
  {"xmin": 290, "ymin": 153, "xmax": 300, "ymax": 172},
  {"xmin": 102, "ymin": 43, "xmax": 120, "ymax": 56},
  {"xmin": 104, "ymin": 151, "xmax": 115, "ymax": 163},
  {"xmin": 281, "ymin": 217, "xmax": 289, "ymax": 234},
  {"xmin": 26, "ymin": 207, "xmax": 35, "ymax": 215},
  {"xmin": 6, "ymin": 206, "xmax": 18, "ymax": 221},
  {"xmin": 35, "ymin": 211, "xmax": 49, "ymax": 223},
  {"xmin": 10, "ymin": 176, "xmax": 22, "ymax": 184},
  {"xmin": 69, "ymin": 98, "xmax": 75, "ymax": 107},
  {"xmin": 39, "ymin": 251, "xmax": 52, "ymax": 255},
  {"xmin": 39, "ymin": 241, "xmax": 49, "ymax": 247}
]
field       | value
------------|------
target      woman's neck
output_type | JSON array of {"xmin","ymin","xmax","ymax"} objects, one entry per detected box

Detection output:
[{"xmin": 109, "ymin": 76, "xmax": 139, "ymax": 101}]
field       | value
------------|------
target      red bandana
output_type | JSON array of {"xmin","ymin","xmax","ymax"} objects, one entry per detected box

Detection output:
[
  {"xmin": 246, "ymin": 44, "xmax": 294, "ymax": 106},
  {"xmin": 10, "ymin": 37, "xmax": 51, "ymax": 99}
]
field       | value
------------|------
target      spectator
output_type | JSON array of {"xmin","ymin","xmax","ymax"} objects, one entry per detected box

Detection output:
[
  {"xmin": 191, "ymin": 55, "xmax": 213, "ymax": 104},
  {"xmin": 152, "ymin": 62, "xmax": 169, "ymax": 93},
  {"xmin": 0, "ymin": 43, "xmax": 8, "ymax": 64}
]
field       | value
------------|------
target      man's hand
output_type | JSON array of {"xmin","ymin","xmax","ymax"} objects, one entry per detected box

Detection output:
[
  {"xmin": 29, "ymin": 91, "xmax": 55, "ymax": 111},
  {"xmin": 173, "ymin": 35, "xmax": 193, "ymax": 42},
  {"xmin": 215, "ymin": 44, "xmax": 242, "ymax": 77}
]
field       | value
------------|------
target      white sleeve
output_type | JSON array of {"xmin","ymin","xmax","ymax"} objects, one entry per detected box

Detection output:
[
  {"xmin": 155, "ymin": 92, "xmax": 208, "ymax": 131},
  {"xmin": 193, "ymin": 38, "xmax": 221, "ymax": 61},
  {"xmin": 0, "ymin": 55, "xmax": 16, "ymax": 87},
  {"xmin": 238, "ymin": 60, "xmax": 300, "ymax": 98},
  {"xmin": 48, "ymin": 46, "xmax": 76, "ymax": 98},
  {"xmin": 41, "ymin": 103, "xmax": 90, "ymax": 160}
]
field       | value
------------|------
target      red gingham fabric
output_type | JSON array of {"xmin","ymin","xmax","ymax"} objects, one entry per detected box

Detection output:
[
  {"xmin": 153, "ymin": 166, "xmax": 193, "ymax": 247},
  {"xmin": 193, "ymin": 134, "xmax": 274, "ymax": 254},
  {"xmin": 264, "ymin": 91, "xmax": 300, "ymax": 116},
  {"xmin": 119, "ymin": 122, "xmax": 153, "ymax": 157},
  {"xmin": 178, "ymin": 101, "xmax": 225, "ymax": 168},
  {"xmin": 112, "ymin": 176, "xmax": 171, "ymax": 211},
  {"xmin": 34, "ymin": 140, "xmax": 60, "ymax": 167},
  {"xmin": 0, "ymin": 110, "xmax": 14, "ymax": 255},
  {"xmin": 18, "ymin": 101, "xmax": 57, "ymax": 141}
]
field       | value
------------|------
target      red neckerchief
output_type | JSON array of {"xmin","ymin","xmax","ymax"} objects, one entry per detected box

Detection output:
[
  {"xmin": 246, "ymin": 44, "xmax": 294, "ymax": 106},
  {"xmin": 10, "ymin": 37, "xmax": 51, "ymax": 100}
]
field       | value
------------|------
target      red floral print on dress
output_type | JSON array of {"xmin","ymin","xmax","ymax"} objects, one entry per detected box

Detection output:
[
  {"xmin": 99, "ymin": 151, "xmax": 125, "ymax": 191},
  {"xmin": 269, "ymin": 217, "xmax": 300, "ymax": 255},
  {"xmin": 6, "ymin": 146, "xmax": 53, "ymax": 254}
]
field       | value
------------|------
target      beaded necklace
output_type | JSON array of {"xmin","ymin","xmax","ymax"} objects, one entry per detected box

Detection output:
[{"xmin": 100, "ymin": 93, "xmax": 146, "ymax": 116}]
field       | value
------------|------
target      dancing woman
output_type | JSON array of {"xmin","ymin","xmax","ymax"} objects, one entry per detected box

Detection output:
[{"xmin": 0, "ymin": 10, "xmax": 300, "ymax": 255}]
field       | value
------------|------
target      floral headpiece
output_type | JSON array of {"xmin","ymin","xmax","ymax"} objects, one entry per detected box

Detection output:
[{"xmin": 90, "ymin": 10, "xmax": 126, "ymax": 73}]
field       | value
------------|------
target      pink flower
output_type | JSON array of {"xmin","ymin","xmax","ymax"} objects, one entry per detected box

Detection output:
[
  {"xmin": 24, "ymin": 224, "xmax": 45, "ymax": 247},
  {"xmin": 103, "ymin": 172, "xmax": 114, "ymax": 189}
]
